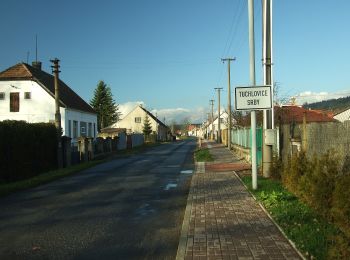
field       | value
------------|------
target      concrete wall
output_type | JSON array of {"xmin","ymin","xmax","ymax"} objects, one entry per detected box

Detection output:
[
  {"xmin": 117, "ymin": 133, "xmax": 127, "ymax": 150},
  {"xmin": 280, "ymin": 121, "xmax": 350, "ymax": 164},
  {"xmin": 131, "ymin": 134, "xmax": 144, "ymax": 148}
]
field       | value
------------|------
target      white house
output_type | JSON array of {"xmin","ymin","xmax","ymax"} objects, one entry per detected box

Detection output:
[
  {"xmin": 111, "ymin": 105, "xmax": 169, "ymax": 141},
  {"xmin": 334, "ymin": 108, "xmax": 350, "ymax": 122},
  {"xmin": 209, "ymin": 111, "xmax": 234, "ymax": 137},
  {"xmin": 0, "ymin": 62, "xmax": 97, "ymax": 142}
]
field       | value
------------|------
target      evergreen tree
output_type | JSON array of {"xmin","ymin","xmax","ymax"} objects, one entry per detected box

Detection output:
[
  {"xmin": 90, "ymin": 81, "xmax": 120, "ymax": 131},
  {"xmin": 142, "ymin": 114, "xmax": 152, "ymax": 137}
]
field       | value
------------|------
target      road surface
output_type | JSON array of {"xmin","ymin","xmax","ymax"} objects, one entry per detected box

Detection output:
[{"xmin": 0, "ymin": 139, "xmax": 196, "ymax": 259}]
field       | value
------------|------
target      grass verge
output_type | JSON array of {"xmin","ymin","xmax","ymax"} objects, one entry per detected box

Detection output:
[
  {"xmin": 241, "ymin": 175, "xmax": 341, "ymax": 260},
  {"xmin": 194, "ymin": 148, "xmax": 213, "ymax": 162}
]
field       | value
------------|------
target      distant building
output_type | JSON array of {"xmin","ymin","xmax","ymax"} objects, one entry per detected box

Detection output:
[
  {"xmin": 110, "ymin": 105, "xmax": 169, "ymax": 141},
  {"xmin": 0, "ymin": 62, "xmax": 97, "ymax": 142},
  {"xmin": 334, "ymin": 108, "xmax": 350, "ymax": 122},
  {"xmin": 275, "ymin": 105, "xmax": 336, "ymax": 124},
  {"xmin": 187, "ymin": 124, "xmax": 201, "ymax": 137}
]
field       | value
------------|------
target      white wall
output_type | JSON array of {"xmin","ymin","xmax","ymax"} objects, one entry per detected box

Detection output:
[
  {"xmin": 116, "ymin": 106, "xmax": 158, "ymax": 133},
  {"xmin": 64, "ymin": 109, "xmax": 97, "ymax": 141},
  {"xmin": 114, "ymin": 106, "xmax": 168, "ymax": 141},
  {"xmin": 0, "ymin": 80, "xmax": 97, "ymax": 142},
  {"xmin": 334, "ymin": 109, "xmax": 350, "ymax": 122},
  {"xmin": 0, "ymin": 80, "xmax": 56, "ymax": 122}
]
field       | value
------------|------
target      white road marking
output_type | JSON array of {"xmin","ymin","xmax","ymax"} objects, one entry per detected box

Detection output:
[
  {"xmin": 164, "ymin": 183, "xmax": 177, "ymax": 190},
  {"xmin": 180, "ymin": 170, "xmax": 193, "ymax": 174}
]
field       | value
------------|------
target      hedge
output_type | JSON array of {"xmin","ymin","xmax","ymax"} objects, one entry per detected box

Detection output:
[
  {"xmin": 279, "ymin": 151, "xmax": 350, "ymax": 258},
  {"xmin": 0, "ymin": 120, "xmax": 58, "ymax": 182}
]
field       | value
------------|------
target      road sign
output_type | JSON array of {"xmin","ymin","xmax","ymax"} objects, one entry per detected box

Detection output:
[{"xmin": 235, "ymin": 85, "xmax": 272, "ymax": 110}]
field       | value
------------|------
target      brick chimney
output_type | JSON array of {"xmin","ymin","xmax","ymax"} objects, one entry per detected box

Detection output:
[{"xmin": 32, "ymin": 61, "xmax": 42, "ymax": 70}]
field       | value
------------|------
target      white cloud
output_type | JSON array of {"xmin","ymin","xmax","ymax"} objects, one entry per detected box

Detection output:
[
  {"xmin": 151, "ymin": 107, "xmax": 210, "ymax": 124},
  {"xmin": 118, "ymin": 101, "xmax": 145, "ymax": 119},
  {"xmin": 294, "ymin": 90, "xmax": 350, "ymax": 105},
  {"xmin": 118, "ymin": 101, "xmax": 207, "ymax": 124}
]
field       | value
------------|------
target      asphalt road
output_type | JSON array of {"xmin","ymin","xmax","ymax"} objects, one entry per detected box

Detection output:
[{"xmin": 0, "ymin": 139, "xmax": 196, "ymax": 260}]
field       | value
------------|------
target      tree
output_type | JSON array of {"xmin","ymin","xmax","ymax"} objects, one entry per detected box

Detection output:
[
  {"xmin": 142, "ymin": 114, "xmax": 152, "ymax": 137},
  {"xmin": 90, "ymin": 81, "xmax": 120, "ymax": 131}
]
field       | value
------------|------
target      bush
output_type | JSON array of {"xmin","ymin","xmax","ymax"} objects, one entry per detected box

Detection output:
[
  {"xmin": 270, "ymin": 153, "xmax": 282, "ymax": 180},
  {"xmin": 0, "ymin": 120, "xmax": 57, "ymax": 181},
  {"xmin": 282, "ymin": 151, "xmax": 310, "ymax": 196},
  {"xmin": 332, "ymin": 173, "xmax": 350, "ymax": 238}
]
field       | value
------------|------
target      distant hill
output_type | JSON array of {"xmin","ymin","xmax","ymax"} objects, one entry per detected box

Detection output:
[{"xmin": 303, "ymin": 95, "xmax": 350, "ymax": 113}]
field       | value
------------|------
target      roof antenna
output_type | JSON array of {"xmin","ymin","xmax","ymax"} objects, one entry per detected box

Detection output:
[
  {"xmin": 35, "ymin": 34, "xmax": 38, "ymax": 62},
  {"xmin": 32, "ymin": 34, "xmax": 42, "ymax": 70}
]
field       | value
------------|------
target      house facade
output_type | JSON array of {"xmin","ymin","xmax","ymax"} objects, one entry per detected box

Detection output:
[
  {"xmin": 0, "ymin": 62, "xmax": 97, "ymax": 142},
  {"xmin": 206, "ymin": 111, "xmax": 236, "ymax": 139},
  {"xmin": 111, "ymin": 105, "xmax": 169, "ymax": 141}
]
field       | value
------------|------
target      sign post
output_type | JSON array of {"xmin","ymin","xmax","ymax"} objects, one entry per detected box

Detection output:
[
  {"xmin": 234, "ymin": 85, "xmax": 272, "ymax": 190},
  {"xmin": 235, "ymin": 85, "xmax": 272, "ymax": 111}
]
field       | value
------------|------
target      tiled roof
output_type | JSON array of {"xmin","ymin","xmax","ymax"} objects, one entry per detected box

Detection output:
[
  {"xmin": 0, "ymin": 63, "xmax": 96, "ymax": 114},
  {"xmin": 276, "ymin": 105, "xmax": 336, "ymax": 124}
]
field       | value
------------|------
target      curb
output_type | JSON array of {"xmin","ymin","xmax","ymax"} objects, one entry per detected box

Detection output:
[
  {"xmin": 175, "ymin": 163, "xmax": 198, "ymax": 260},
  {"xmin": 233, "ymin": 171, "xmax": 306, "ymax": 260}
]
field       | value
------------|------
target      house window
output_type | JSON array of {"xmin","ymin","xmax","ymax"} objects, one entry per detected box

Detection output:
[
  {"xmin": 68, "ymin": 120, "xmax": 72, "ymax": 137},
  {"xmin": 135, "ymin": 117, "xmax": 141, "ymax": 123},
  {"xmin": 10, "ymin": 92, "xmax": 19, "ymax": 112},
  {"xmin": 88, "ymin": 123, "xmax": 92, "ymax": 137},
  {"xmin": 0, "ymin": 92, "xmax": 4, "ymax": 100},
  {"xmin": 24, "ymin": 92, "xmax": 31, "ymax": 99},
  {"xmin": 80, "ymin": 121, "xmax": 87, "ymax": 137},
  {"xmin": 73, "ymin": 121, "xmax": 78, "ymax": 138}
]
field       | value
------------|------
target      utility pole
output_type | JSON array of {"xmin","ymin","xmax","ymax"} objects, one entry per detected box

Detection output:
[
  {"xmin": 50, "ymin": 58, "xmax": 62, "ymax": 168},
  {"xmin": 51, "ymin": 58, "xmax": 61, "ymax": 132},
  {"xmin": 207, "ymin": 112, "xmax": 210, "ymax": 139},
  {"xmin": 262, "ymin": 0, "xmax": 273, "ymax": 177},
  {"xmin": 214, "ymin": 87, "xmax": 223, "ymax": 143},
  {"xmin": 210, "ymin": 99, "xmax": 214, "ymax": 140},
  {"xmin": 221, "ymin": 58, "xmax": 236, "ymax": 150},
  {"xmin": 248, "ymin": 0, "xmax": 257, "ymax": 190}
]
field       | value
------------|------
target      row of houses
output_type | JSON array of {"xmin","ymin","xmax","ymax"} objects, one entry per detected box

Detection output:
[
  {"xmin": 198, "ymin": 104, "xmax": 350, "ymax": 140},
  {"xmin": 0, "ymin": 62, "xmax": 170, "ymax": 143},
  {"xmin": 198, "ymin": 104, "xmax": 350, "ymax": 166}
]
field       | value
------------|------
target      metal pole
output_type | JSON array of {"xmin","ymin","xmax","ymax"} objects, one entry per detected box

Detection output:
[
  {"xmin": 262, "ymin": 0, "xmax": 273, "ymax": 177},
  {"xmin": 222, "ymin": 58, "xmax": 236, "ymax": 150},
  {"xmin": 248, "ymin": 0, "xmax": 257, "ymax": 190},
  {"xmin": 214, "ymin": 87, "xmax": 223, "ymax": 143},
  {"xmin": 210, "ymin": 99, "xmax": 214, "ymax": 140}
]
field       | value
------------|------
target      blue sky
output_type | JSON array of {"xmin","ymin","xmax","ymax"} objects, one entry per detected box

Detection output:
[{"xmin": 1, "ymin": 0, "xmax": 350, "ymax": 123}]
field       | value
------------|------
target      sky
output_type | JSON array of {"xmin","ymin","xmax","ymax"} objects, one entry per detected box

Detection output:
[{"xmin": 1, "ymin": 0, "xmax": 350, "ymax": 123}]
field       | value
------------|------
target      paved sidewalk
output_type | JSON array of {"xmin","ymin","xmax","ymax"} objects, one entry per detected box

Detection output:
[{"xmin": 177, "ymin": 141, "xmax": 302, "ymax": 260}]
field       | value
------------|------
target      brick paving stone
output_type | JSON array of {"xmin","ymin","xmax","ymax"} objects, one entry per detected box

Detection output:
[{"xmin": 178, "ymin": 141, "xmax": 302, "ymax": 260}]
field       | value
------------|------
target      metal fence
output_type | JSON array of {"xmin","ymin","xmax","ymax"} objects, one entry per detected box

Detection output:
[{"xmin": 231, "ymin": 127, "xmax": 263, "ymax": 166}]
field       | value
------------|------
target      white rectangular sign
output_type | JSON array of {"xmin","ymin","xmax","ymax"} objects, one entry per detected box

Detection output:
[{"xmin": 235, "ymin": 85, "xmax": 272, "ymax": 110}]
